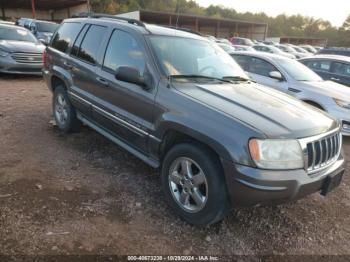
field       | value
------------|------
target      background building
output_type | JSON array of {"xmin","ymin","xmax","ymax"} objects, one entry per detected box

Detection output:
[
  {"xmin": 118, "ymin": 10, "xmax": 268, "ymax": 40},
  {"xmin": 0, "ymin": 0, "xmax": 88, "ymax": 22}
]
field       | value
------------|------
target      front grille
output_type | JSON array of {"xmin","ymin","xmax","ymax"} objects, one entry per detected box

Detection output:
[
  {"xmin": 11, "ymin": 52, "xmax": 42, "ymax": 64},
  {"xmin": 306, "ymin": 132, "xmax": 341, "ymax": 173}
]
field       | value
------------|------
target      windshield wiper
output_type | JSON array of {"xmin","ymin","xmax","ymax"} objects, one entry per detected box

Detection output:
[
  {"xmin": 169, "ymin": 74, "xmax": 233, "ymax": 83},
  {"xmin": 222, "ymin": 76, "xmax": 250, "ymax": 82}
]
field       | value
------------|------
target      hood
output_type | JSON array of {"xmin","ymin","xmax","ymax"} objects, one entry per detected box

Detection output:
[
  {"xmin": 174, "ymin": 82, "xmax": 338, "ymax": 138},
  {"xmin": 301, "ymin": 80, "xmax": 350, "ymax": 101},
  {"xmin": 0, "ymin": 40, "xmax": 45, "ymax": 53}
]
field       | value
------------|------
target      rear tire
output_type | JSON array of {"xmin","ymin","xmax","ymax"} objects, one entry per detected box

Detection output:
[
  {"xmin": 53, "ymin": 86, "xmax": 80, "ymax": 133},
  {"xmin": 161, "ymin": 143, "xmax": 230, "ymax": 225}
]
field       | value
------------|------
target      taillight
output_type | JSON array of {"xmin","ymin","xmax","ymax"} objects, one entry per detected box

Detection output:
[{"xmin": 42, "ymin": 49, "xmax": 47, "ymax": 68}]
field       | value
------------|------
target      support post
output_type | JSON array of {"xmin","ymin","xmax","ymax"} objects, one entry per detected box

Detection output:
[{"xmin": 31, "ymin": 0, "xmax": 36, "ymax": 18}]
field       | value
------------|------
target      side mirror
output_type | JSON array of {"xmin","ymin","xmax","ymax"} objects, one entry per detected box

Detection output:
[
  {"xmin": 39, "ymin": 38, "xmax": 49, "ymax": 45},
  {"xmin": 269, "ymin": 71, "xmax": 283, "ymax": 81},
  {"xmin": 115, "ymin": 66, "xmax": 147, "ymax": 88}
]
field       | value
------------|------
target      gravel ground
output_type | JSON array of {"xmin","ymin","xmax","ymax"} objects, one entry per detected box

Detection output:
[{"xmin": 0, "ymin": 75, "xmax": 350, "ymax": 257}]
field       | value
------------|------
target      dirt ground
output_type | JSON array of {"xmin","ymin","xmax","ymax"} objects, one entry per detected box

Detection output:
[{"xmin": 1, "ymin": 75, "xmax": 350, "ymax": 257}]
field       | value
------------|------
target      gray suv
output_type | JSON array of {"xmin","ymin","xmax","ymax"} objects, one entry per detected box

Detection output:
[{"xmin": 43, "ymin": 14, "xmax": 345, "ymax": 225}]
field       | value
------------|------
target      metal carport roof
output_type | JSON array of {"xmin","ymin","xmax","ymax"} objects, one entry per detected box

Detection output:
[{"xmin": 0, "ymin": 0, "xmax": 87, "ymax": 10}]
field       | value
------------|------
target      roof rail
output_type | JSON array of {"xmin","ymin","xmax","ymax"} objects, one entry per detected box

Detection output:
[{"xmin": 72, "ymin": 12, "xmax": 146, "ymax": 28}]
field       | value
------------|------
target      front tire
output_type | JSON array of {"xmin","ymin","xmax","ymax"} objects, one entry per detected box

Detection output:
[
  {"xmin": 161, "ymin": 143, "xmax": 230, "ymax": 225},
  {"xmin": 53, "ymin": 86, "xmax": 80, "ymax": 133}
]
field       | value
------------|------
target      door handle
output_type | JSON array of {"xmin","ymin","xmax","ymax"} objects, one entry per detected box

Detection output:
[
  {"xmin": 96, "ymin": 77, "xmax": 109, "ymax": 87},
  {"xmin": 64, "ymin": 61, "xmax": 73, "ymax": 70},
  {"xmin": 331, "ymin": 77, "xmax": 340, "ymax": 82}
]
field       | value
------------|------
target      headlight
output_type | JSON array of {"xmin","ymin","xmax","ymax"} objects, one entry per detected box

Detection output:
[
  {"xmin": 249, "ymin": 139, "xmax": 304, "ymax": 169},
  {"xmin": 0, "ymin": 49, "xmax": 9, "ymax": 57},
  {"xmin": 334, "ymin": 98, "xmax": 350, "ymax": 110}
]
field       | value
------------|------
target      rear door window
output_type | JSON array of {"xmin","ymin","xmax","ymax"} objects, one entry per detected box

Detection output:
[
  {"xmin": 332, "ymin": 62, "xmax": 350, "ymax": 77},
  {"xmin": 51, "ymin": 22, "xmax": 82, "ymax": 53},
  {"xmin": 76, "ymin": 25, "xmax": 107, "ymax": 64}
]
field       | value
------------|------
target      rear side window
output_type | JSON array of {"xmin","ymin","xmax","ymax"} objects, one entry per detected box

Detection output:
[
  {"xmin": 51, "ymin": 22, "xmax": 82, "ymax": 53},
  {"xmin": 76, "ymin": 25, "xmax": 107, "ymax": 64},
  {"xmin": 332, "ymin": 62, "xmax": 350, "ymax": 77},
  {"xmin": 103, "ymin": 30, "xmax": 145, "ymax": 75}
]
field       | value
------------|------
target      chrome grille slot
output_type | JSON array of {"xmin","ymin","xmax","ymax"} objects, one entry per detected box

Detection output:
[
  {"xmin": 11, "ymin": 52, "xmax": 42, "ymax": 64},
  {"xmin": 305, "ymin": 131, "xmax": 342, "ymax": 173}
]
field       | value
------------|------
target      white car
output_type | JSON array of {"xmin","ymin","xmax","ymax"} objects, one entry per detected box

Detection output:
[
  {"xmin": 231, "ymin": 51, "xmax": 350, "ymax": 135},
  {"xmin": 253, "ymin": 44, "xmax": 296, "ymax": 59},
  {"xmin": 277, "ymin": 44, "xmax": 309, "ymax": 59}
]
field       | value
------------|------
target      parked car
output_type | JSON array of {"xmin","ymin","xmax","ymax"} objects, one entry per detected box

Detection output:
[
  {"xmin": 232, "ymin": 51, "xmax": 350, "ymax": 135},
  {"xmin": 230, "ymin": 37, "xmax": 254, "ymax": 46},
  {"xmin": 217, "ymin": 43, "xmax": 236, "ymax": 53},
  {"xmin": 16, "ymin": 18, "xmax": 58, "ymax": 44},
  {"xmin": 43, "ymin": 14, "xmax": 344, "ymax": 225},
  {"xmin": 0, "ymin": 23, "xmax": 45, "ymax": 75},
  {"xmin": 317, "ymin": 47, "xmax": 350, "ymax": 57},
  {"xmin": 253, "ymin": 44, "xmax": 296, "ymax": 59},
  {"xmin": 277, "ymin": 44, "xmax": 309, "ymax": 59},
  {"xmin": 232, "ymin": 45, "xmax": 256, "ymax": 52},
  {"xmin": 300, "ymin": 55, "xmax": 350, "ymax": 87},
  {"xmin": 215, "ymin": 38, "xmax": 231, "ymax": 45},
  {"xmin": 0, "ymin": 20, "xmax": 15, "ymax": 25},
  {"xmin": 287, "ymin": 44, "xmax": 313, "ymax": 57},
  {"xmin": 299, "ymin": 45, "xmax": 317, "ymax": 54}
]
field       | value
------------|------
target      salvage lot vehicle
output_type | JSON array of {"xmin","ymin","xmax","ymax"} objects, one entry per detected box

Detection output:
[
  {"xmin": 16, "ymin": 18, "xmax": 58, "ymax": 44},
  {"xmin": 277, "ymin": 44, "xmax": 309, "ymax": 59},
  {"xmin": 232, "ymin": 52, "xmax": 350, "ymax": 135},
  {"xmin": 43, "ymin": 14, "xmax": 344, "ymax": 225},
  {"xmin": 300, "ymin": 55, "xmax": 350, "ymax": 87},
  {"xmin": 0, "ymin": 23, "xmax": 45, "ymax": 75},
  {"xmin": 253, "ymin": 44, "xmax": 296, "ymax": 59}
]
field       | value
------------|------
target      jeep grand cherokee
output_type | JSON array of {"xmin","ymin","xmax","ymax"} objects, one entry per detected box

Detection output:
[{"xmin": 43, "ymin": 14, "xmax": 345, "ymax": 225}]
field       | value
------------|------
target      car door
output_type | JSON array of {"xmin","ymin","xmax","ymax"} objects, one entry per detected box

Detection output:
[
  {"xmin": 330, "ymin": 61, "xmax": 350, "ymax": 87},
  {"xmin": 68, "ymin": 24, "xmax": 108, "ymax": 119},
  {"xmin": 91, "ymin": 28, "xmax": 157, "ymax": 154},
  {"xmin": 247, "ymin": 57, "xmax": 289, "ymax": 92}
]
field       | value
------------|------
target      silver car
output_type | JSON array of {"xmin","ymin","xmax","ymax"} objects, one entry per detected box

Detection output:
[
  {"xmin": 0, "ymin": 24, "xmax": 45, "ymax": 75},
  {"xmin": 253, "ymin": 44, "xmax": 296, "ymax": 59},
  {"xmin": 232, "ymin": 51, "xmax": 350, "ymax": 135}
]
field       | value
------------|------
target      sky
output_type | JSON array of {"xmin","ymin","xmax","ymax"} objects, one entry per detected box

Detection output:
[{"xmin": 194, "ymin": 0, "xmax": 349, "ymax": 27}]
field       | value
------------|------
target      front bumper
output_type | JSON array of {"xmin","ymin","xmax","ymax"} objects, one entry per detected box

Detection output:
[
  {"xmin": 0, "ymin": 55, "xmax": 43, "ymax": 75},
  {"xmin": 222, "ymin": 155, "xmax": 345, "ymax": 207}
]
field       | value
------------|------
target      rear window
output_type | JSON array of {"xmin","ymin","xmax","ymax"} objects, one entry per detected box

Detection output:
[{"xmin": 51, "ymin": 22, "xmax": 82, "ymax": 53}]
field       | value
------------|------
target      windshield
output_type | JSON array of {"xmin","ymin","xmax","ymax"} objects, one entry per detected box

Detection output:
[
  {"xmin": 37, "ymin": 22, "xmax": 58, "ymax": 33},
  {"xmin": 279, "ymin": 45, "xmax": 294, "ymax": 52},
  {"xmin": 293, "ymin": 46, "xmax": 307, "ymax": 53},
  {"xmin": 0, "ymin": 26, "xmax": 37, "ymax": 43},
  {"xmin": 149, "ymin": 36, "xmax": 248, "ymax": 80},
  {"xmin": 276, "ymin": 57, "xmax": 323, "ymax": 82}
]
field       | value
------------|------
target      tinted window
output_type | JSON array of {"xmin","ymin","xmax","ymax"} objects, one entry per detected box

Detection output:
[
  {"xmin": 306, "ymin": 60, "xmax": 331, "ymax": 72},
  {"xmin": 103, "ymin": 30, "xmax": 145, "ymax": 74},
  {"xmin": 51, "ymin": 22, "xmax": 82, "ymax": 53},
  {"xmin": 332, "ymin": 62, "xmax": 350, "ymax": 77},
  {"xmin": 232, "ymin": 54, "xmax": 250, "ymax": 71},
  {"xmin": 76, "ymin": 25, "xmax": 107, "ymax": 64},
  {"xmin": 249, "ymin": 57, "xmax": 278, "ymax": 77}
]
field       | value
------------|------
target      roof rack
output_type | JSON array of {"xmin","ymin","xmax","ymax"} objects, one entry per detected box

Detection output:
[{"xmin": 72, "ymin": 12, "xmax": 146, "ymax": 28}]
